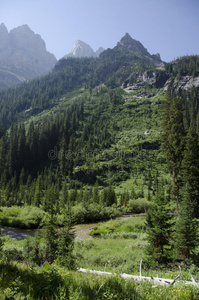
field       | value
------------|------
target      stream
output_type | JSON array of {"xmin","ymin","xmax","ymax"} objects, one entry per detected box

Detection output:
[
  {"xmin": 0, "ymin": 223, "xmax": 98, "ymax": 240},
  {"xmin": 0, "ymin": 226, "xmax": 36, "ymax": 240},
  {"xmin": 0, "ymin": 213, "xmax": 145, "ymax": 240}
]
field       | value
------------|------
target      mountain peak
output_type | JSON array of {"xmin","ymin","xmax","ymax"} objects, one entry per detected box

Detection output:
[
  {"xmin": 71, "ymin": 40, "xmax": 95, "ymax": 58},
  {"xmin": 0, "ymin": 23, "xmax": 7, "ymax": 30},
  {"xmin": 119, "ymin": 32, "xmax": 133, "ymax": 45},
  {"xmin": 0, "ymin": 24, "xmax": 57, "ymax": 89},
  {"xmin": 10, "ymin": 24, "xmax": 46, "ymax": 52},
  {"xmin": 64, "ymin": 40, "xmax": 104, "ymax": 58},
  {"xmin": 96, "ymin": 47, "xmax": 104, "ymax": 57},
  {"xmin": 0, "ymin": 23, "xmax": 9, "ymax": 37},
  {"xmin": 0, "ymin": 23, "xmax": 11, "ymax": 61},
  {"xmin": 116, "ymin": 33, "xmax": 150, "ymax": 57},
  {"xmin": 14, "ymin": 24, "xmax": 31, "ymax": 31}
]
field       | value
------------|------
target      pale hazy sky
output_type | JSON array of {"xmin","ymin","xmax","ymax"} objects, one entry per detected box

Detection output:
[{"xmin": 0, "ymin": 0, "xmax": 198, "ymax": 62}]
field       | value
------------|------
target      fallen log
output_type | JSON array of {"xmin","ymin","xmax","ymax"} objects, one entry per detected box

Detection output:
[{"xmin": 78, "ymin": 267, "xmax": 199, "ymax": 287}]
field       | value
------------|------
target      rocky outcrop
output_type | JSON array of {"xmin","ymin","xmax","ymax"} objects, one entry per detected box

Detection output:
[
  {"xmin": 0, "ymin": 24, "xmax": 56, "ymax": 89},
  {"xmin": 152, "ymin": 53, "xmax": 161, "ymax": 60},
  {"xmin": 123, "ymin": 69, "xmax": 168, "ymax": 92},
  {"xmin": 64, "ymin": 40, "xmax": 104, "ymax": 58},
  {"xmin": 164, "ymin": 75, "xmax": 199, "ymax": 92}
]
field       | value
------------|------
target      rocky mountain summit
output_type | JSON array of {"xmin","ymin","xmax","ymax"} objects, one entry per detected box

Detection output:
[
  {"xmin": 64, "ymin": 40, "xmax": 104, "ymax": 58},
  {"xmin": 118, "ymin": 33, "xmax": 161, "ymax": 62},
  {"xmin": 0, "ymin": 23, "xmax": 56, "ymax": 89},
  {"xmin": 115, "ymin": 33, "xmax": 151, "ymax": 57},
  {"xmin": 100, "ymin": 33, "xmax": 162, "ymax": 68}
]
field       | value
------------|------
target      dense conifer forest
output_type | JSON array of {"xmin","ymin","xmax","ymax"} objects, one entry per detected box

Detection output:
[{"xmin": 1, "ymin": 48, "xmax": 199, "ymax": 298}]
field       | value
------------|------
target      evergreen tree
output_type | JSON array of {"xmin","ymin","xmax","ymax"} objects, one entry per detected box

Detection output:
[
  {"xmin": 59, "ymin": 135, "xmax": 67, "ymax": 177},
  {"xmin": 27, "ymin": 121, "xmax": 39, "ymax": 166},
  {"xmin": 181, "ymin": 125, "xmax": 199, "ymax": 216},
  {"xmin": 174, "ymin": 183, "xmax": 198, "ymax": 259},
  {"xmin": 69, "ymin": 187, "xmax": 77, "ymax": 205},
  {"xmin": 44, "ymin": 213, "xmax": 58, "ymax": 264},
  {"xmin": 147, "ymin": 169, "xmax": 152, "ymax": 190},
  {"xmin": 162, "ymin": 94, "xmax": 185, "ymax": 202},
  {"xmin": 8, "ymin": 124, "xmax": 18, "ymax": 177},
  {"xmin": 93, "ymin": 180, "xmax": 100, "ymax": 203},
  {"xmin": 0, "ymin": 134, "xmax": 8, "ymax": 181},
  {"xmin": 34, "ymin": 175, "xmax": 43, "ymax": 207},
  {"xmin": 59, "ymin": 180, "xmax": 69, "ymax": 212},
  {"xmin": 17, "ymin": 123, "xmax": 26, "ymax": 172},
  {"xmin": 147, "ymin": 189, "xmax": 151, "ymax": 202},
  {"xmin": 146, "ymin": 191, "xmax": 173, "ymax": 263},
  {"xmin": 102, "ymin": 185, "xmax": 117, "ymax": 206},
  {"xmin": 18, "ymin": 169, "xmax": 26, "ymax": 205},
  {"xmin": 57, "ymin": 210, "xmax": 75, "ymax": 269}
]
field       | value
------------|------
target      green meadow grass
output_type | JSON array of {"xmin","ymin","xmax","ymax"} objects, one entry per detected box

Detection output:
[{"xmin": 1, "ymin": 215, "xmax": 199, "ymax": 299}]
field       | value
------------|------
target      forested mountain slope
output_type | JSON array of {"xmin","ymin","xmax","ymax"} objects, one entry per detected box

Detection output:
[
  {"xmin": 0, "ymin": 33, "xmax": 163, "ymax": 127},
  {"xmin": 0, "ymin": 33, "xmax": 198, "ymax": 216}
]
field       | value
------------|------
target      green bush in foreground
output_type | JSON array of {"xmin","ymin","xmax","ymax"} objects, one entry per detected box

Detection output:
[{"xmin": 0, "ymin": 262, "xmax": 67, "ymax": 299}]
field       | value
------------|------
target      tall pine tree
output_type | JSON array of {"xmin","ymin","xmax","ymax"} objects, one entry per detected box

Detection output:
[
  {"xmin": 162, "ymin": 94, "xmax": 185, "ymax": 202},
  {"xmin": 174, "ymin": 183, "xmax": 198, "ymax": 259},
  {"xmin": 146, "ymin": 191, "xmax": 173, "ymax": 263},
  {"xmin": 180, "ymin": 125, "xmax": 199, "ymax": 217}
]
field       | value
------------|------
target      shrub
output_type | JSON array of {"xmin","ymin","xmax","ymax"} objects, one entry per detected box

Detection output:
[
  {"xmin": 90, "ymin": 216, "xmax": 146, "ymax": 237},
  {"xmin": 72, "ymin": 203, "xmax": 118, "ymax": 223},
  {"xmin": 127, "ymin": 198, "xmax": 151, "ymax": 213},
  {"xmin": 0, "ymin": 262, "xmax": 68, "ymax": 299},
  {"xmin": 0, "ymin": 206, "xmax": 47, "ymax": 229}
]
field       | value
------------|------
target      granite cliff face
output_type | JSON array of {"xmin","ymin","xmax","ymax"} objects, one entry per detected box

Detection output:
[
  {"xmin": 0, "ymin": 24, "xmax": 57, "ymax": 89},
  {"xmin": 64, "ymin": 40, "xmax": 104, "ymax": 58}
]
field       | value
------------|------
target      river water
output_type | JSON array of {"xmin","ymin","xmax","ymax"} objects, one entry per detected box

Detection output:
[
  {"xmin": 0, "ymin": 223, "xmax": 97, "ymax": 240},
  {"xmin": 0, "ymin": 214, "xmax": 145, "ymax": 240},
  {"xmin": 0, "ymin": 226, "xmax": 36, "ymax": 240}
]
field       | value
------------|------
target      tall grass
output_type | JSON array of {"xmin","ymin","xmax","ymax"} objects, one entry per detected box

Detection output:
[{"xmin": 0, "ymin": 261, "xmax": 198, "ymax": 299}]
